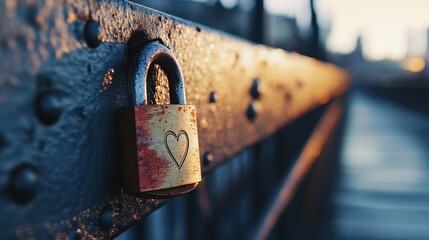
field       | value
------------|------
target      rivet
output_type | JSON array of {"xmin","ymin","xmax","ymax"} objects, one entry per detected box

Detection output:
[
  {"xmin": 246, "ymin": 103, "xmax": 257, "ymax": 121},
  {"xmin": 250, "ymin": 79, "xmax": 262, "ymax": 99},
  {"xmin": 84, "ymin": 20, "xmax": 101, "ymax": 48},
  {"xmin": 209, "ymin": 92, "xmax": 217, "ymax": 103},
  {"xmin": 203, "ymin": 152, "xmax": 214, "ymax": 167},
  {"xmin": 99, "ymin": 207, "xmax": 114, "ymax": 230},
  {"xmin": 35, "ymin": 91, "xmax": 63, "ymax": 126},
  {"xmin": 8, "ymin": 164, "xmax": 40, "ymax": 205}
]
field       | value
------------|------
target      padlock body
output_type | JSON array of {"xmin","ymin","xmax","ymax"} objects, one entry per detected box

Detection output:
[{"xmin": 119, "ymin": 105, "xmax": 201, "ymax": 193}]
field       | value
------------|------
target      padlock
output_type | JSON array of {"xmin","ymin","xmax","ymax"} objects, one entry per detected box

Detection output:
[{"xmin": 119, "ymin": 42, "xmax": 201, "ymax": 196}]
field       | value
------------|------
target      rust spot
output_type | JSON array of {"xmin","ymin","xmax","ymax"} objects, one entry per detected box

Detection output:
[
  {"xmin": 135, "ymin": 108, "xmax": 170, "ymax": 190},
  {"xmin": 137, "ymin": 144, "xmax": 169, "ymax": 190},
  {"xmin": 100, "ymin": 68, "xmax": 114, "ymax": 93},
  {"xmin": 190, "ymin": 109, "xmax": 196, "ymax": 124},
  {"xmin": 153, "ymin": 106, "xmax": 165, "ymax": 116}
]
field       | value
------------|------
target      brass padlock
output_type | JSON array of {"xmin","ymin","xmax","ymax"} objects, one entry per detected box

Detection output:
[{"xmin": 119, "ymin": 42, "xmax": 201, "ymax": 196}]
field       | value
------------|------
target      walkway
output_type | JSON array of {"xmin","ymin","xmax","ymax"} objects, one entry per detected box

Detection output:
[{"xmin": 319, "ymin": 90, "xmax": 429, "ymax": 240}]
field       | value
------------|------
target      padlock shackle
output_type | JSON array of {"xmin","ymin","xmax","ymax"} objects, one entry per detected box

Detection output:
[{"xmin": 130, "ymin": 42, "xmax": 186, "ymax": 106}]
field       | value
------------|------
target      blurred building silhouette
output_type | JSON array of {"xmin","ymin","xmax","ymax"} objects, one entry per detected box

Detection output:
[{"xmin": 329, "ymin": 31, "xmax": 429, "ymax": 85}]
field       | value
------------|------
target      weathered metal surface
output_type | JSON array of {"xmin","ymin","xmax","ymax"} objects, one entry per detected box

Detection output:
[{"xmin": 0, "ymin": 0, "xmax": 349, "ymax": 238}]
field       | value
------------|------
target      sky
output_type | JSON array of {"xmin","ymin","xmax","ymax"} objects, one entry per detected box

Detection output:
[{"xmin": 265, "ymin": 0, "xmax": 429, "ymax": 61}]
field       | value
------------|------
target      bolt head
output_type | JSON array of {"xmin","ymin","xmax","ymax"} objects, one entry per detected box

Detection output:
[
  {"xmin": 209, "ymin": 92, "xmax": 217, "ymax": 103},
  {"xmin": 8, "ymin": 164, "xmax": 39, "ymax": 204},
  {"xmin": 246, "ymin": 103, "xmax": 257, "ymax": 121},
  {"xmin": 35, "ymin": 91, "xmax": 63, "ymax": 126},
  {"xmin": 203, "ymin": 152, "xmax": 214, "ymax": 167},
  {"xmin": 84, "ymin": 20, "xmax": 101, "ymax": 48},
  {"xmin": 250, "ymin": 79, "xmax": 262, "ymax": 99}
]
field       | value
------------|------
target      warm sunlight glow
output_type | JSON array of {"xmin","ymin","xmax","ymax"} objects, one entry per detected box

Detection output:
[
  {"xmin": 402, "ymin": 57, "xmax": 426, "ymax": 73},
  {"xmin": 315, "ymin": 0, "xmax": 429, "ymax": 60}
]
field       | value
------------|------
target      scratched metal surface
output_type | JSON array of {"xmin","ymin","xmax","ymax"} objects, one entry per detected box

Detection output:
[{"xmin": 0, "ymin": 0, "xmax": 348, "ymax": 238}]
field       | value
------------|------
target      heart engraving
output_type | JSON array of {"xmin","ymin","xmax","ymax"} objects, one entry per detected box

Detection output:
[{"xmin": 164, "ymin": 130, "xmax": 189, "ymax": 170}]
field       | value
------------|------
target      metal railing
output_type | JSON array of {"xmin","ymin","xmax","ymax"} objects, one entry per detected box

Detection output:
[{"xmin": 0, "ymin": 0, "xmax": 349, "ymax": 239}]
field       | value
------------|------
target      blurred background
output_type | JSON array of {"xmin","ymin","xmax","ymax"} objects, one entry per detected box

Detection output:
[{"xmin": 118, "ymin": 0, "xmax": 429, "ymax": 239}]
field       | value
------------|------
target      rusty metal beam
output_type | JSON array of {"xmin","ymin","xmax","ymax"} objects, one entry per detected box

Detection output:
[{"xmin": 0, "ymin": 0, "xmax": 349, "ymax": 238}]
